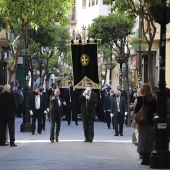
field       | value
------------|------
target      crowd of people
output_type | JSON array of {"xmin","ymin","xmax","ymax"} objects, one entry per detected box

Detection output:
[{"xmin": 1, "ymin": 81, "xmax": 170, "ymax": 167}]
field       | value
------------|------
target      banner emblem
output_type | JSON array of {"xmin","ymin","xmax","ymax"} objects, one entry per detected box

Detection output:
[{"xmin": 80, "ymin": 54, "xmax": 90, "ymax": 66}]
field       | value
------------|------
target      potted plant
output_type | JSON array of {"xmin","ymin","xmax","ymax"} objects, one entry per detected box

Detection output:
[
  {"xmin": 0, "ymin": 15, "xmax": 8, "ymax": 31},
  {"xmin": 128, "ymin": 35, "xmax": 148, "ymax": 52},
  {"xmin": 147, "ymin": 0, "xmax": 170, "ymax": 23}
]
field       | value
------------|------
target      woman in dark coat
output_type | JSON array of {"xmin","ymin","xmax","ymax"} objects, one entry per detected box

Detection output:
[{"xmin": 134, "ymin": 83, "xmax": 156, "ymax": 165}]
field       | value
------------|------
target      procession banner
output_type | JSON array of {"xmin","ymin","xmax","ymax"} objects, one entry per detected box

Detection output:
[{"xmin": 71, "ymin": 43, "xmax": 99, "ymax": 86}]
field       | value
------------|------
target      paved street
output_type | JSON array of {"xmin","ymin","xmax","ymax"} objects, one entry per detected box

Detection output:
[{"xmin": 0, "ymin": 118, "xmax": 168, "ymax": 170}]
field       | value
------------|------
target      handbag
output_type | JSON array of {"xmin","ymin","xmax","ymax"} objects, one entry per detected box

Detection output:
[{"xmin": 134, "ymin": 97, "xmax": 148, "ymax": 124}]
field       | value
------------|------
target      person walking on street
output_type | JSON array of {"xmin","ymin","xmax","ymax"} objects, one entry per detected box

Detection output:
[
  {"xmin": 63, "ymin": 82, "xmax": 79, "ymax": 125},
  {"xmin": 103, "ymin": 89, "xmax": 113, "ymax": 129},
  {"xmin": 111, "ymin": 90, "xmax": 127, "ymax": 136},
  {"xmin": 79, "ymin": 82, "xmax": 97, "ymax": 142},
  {"xmin": 49, "ymin": 89, "xmax": 63, "ymax": 143},
  {"xmin": 0, "ymin": 84, "xmax": 17, "ymax": 147},
  {"xmin": 134, "ymin": 83, "xmax": 156, "ymax": 165},
  {"xmin": 39, "ymin": 85, "xmax": 47, "ymax": 131},
  {"xmin": 15, "ymin": 86, "xmax": 24, "ymax": 118},
  {"xmin": 29, "ymin": 87, "xmax": 47, "ymax": 135}
]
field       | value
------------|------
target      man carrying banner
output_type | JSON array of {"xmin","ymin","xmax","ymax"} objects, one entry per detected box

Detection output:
[{"xmin": 79, "ymin": 82, "xmax": 97, "ymax": 142}]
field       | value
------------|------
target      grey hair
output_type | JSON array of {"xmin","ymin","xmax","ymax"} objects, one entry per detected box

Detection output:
[{"xmin": 4, "ymin": 84, "xmax": 11, "ymax": 92}]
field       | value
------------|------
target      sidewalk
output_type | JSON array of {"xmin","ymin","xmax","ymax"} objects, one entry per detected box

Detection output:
[{"xmin": 0, "ymin": 118, "xmax": 168, "ymax": 170}]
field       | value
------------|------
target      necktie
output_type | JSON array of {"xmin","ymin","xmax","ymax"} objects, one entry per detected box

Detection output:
[
  {"xmin": 57, "ymin": 97, "xmax": 61, "ymax": 107},
  {"xmin": 117, "ymin": 97, "xmax": 120, "ymax": 112}
]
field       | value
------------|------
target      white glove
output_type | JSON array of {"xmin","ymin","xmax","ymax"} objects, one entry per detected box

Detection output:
[
  {"xmin": 110, "ymin": 113, "xmax": 114, "ymax": 117},
  {"xmin": 30, "ymin": 110, "xmax": 33, "ymax": 115},
  {"xmin": 103, "ymin": 110, "xmax": 106, "ymax": 113},
  {"xmin": 85, "ymin": 95, "xmax": 90, "ymax": 100},
  {"xmin": 44, "ymin": 110, "xmax": 47, "ymax": 114},
  {"xmin": 83, "ymin": 90, "xmax": 88, "ymax": 96},
  {"xmin": 47, "ymin": 108, "xmax": 49, "ymax": 112},
  {"xmin": 125, "ymin": 112, "xmax": 128, "ymax": 116},
  {"xmin": 63, "ymin": 101, "xmax": 66, "ymax": 106}
]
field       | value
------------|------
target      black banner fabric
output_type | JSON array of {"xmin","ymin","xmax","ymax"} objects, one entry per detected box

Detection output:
[{"xmin": 71, "ymin": 43, "xmax": 99, "ymax": 86}]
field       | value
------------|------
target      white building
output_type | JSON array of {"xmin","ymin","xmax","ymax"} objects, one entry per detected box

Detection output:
[{"xmin": 69, "ymin": 0, "xmax": 110, "ymax": 41}]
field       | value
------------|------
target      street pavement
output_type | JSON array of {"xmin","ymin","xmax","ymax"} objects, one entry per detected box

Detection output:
[{"xmin": 0, "ymin": 117, "xmax": 169, "ymax": 170}]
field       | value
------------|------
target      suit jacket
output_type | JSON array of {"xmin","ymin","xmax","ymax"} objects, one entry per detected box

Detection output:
[
  {"xmin": 15, "ymin": 90, "xmax": 24, "ymax": 104},
  {"xmin": 63, "ymin": 88, "xmax": 79, "ymax": 107},
  {"xmin": 49, "ymin": 95, "xmax": 63, "ymax": 119},
  {"xmin": 103, "ymin": 94, "xmax": 112, "ymax": 111},
  {"xmin": 0, "ymin": 91, "xmax": 18, "ymax": 119},
  {"xmin": 29, "ymin": 94, "xmax": 46, "ymax": 116},
  {"xmin": 79, "ymin": 91, "xmax": 97, "ymax": 119},
  {"xmin": 110, "ymin": 96, "xmax": 127, "ymax": 116}
]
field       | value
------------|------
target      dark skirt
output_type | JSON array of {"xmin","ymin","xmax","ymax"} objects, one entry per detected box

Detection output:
[{"xmin": 137, "ymin": 124, "xmax": 154, "ymax": 154}]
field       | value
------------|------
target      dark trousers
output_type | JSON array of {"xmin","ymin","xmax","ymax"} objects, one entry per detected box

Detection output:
[
  {"xmin": 32, "ymin": 109, "xmax": 42, "ymax": 133},
  {"xmin": 42, "ymin": 113, "xmax": 46, "ymax": 129},
  {"xmin": 66, "ymin": 106, "xmax": 78, "ymax": 124},
  {"xmin": 0, "ymin": 119, "xmax": 15, "ymax": 145},
  {"xmin": 82, "ymin": 112, "xmax": 94, "ymax": 141},
  {"xmin": 50, "ymin": 116, "xmax": 61, "ymax": 140},
  {"xmin": 114, "ymin": 112, "xmax": 124, "ymax": 135},
  {"xmin": 16, "ymin": 104, "xmax": 23, "ymax": 117},
  {"xmin": 106, "ymin": 111, "xmax": 111, "ymax": 128}
]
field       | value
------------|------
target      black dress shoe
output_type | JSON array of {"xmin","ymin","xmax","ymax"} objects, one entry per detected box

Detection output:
[
  {"xmin": 141, "ymin": 161, "xmax": 149, "ymax": 165},
  {"xmin": 43, "ymin": 127, "xmax": 45, "ymax": 131},
  {"xmin": 114, "ymin": 134, "xmax": 118, "ymax": 136},
  {"xmin": 56, "ymin": 139, "xmax": 58, "ymax": 142},
  {"xmin": 119, "ymin": 134, "xmax": 123, "ymax": 136},
  {"xmin": 89, "ymin": 139, "xmax": 93, "ymax": 142},
  {"xmin": 51, "ymin": 140, "xmax": 54, "ymax": 143},
  {"xmin": 75, "ymin": 122, "xmax": 78, "ymax": 126},
  {"xmin": 10, "ymin": 143, "xmax": 17, "ymax": 147},
  {"xmin": 68, "ymin": 122, "xmax": 70, "ymax": 125},
  {"xmin": 84, "ymin": 139, "xmax": 89, "ymax": 142},
  {"xmin": 0, "ymin": 143, "xmax": 9, "ymax": 146}
]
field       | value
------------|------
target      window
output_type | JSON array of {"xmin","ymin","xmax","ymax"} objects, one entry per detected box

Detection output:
[
  {"xmin": 92, "ymin": 0, "xmax": 95, "ymax": 6},
  {"xmin": 103, "ymin": 0, "xmax": 109, "ymax": 5}
]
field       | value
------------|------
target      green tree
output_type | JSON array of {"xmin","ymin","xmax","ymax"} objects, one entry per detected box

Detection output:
[
  {"xmin": 106, "ymin": 0, "xmax": 157, "ymax": 90},
  {"xmin": 0, "ymin": 0, "xmax": 72, "ymax": 83},
  {"xmin": 27, "ymin": 24, "xmax": 71, "ymax": 88},
  {"xmin": 87, "ymin": 11, "xmax": 135, "ymax": 126}
]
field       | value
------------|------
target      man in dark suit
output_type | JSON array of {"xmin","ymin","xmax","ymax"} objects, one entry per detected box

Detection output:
[
  {"xmin": 63, "ymin": 82, "xmax": 79, "ymax": 125},
  {"xmin": 49, "ymin": 89, "xmax": 63, "ymax": 143},
  {"xmin": 0, "ymin": 84, "xmax": 17, "ymax": 146},
  {"xmin": 38, "ymin": 85, "xmax": 47, "ymax": 131},
  {"xmin": 103, "ymin": 89, "xmax": 113, "ymax": 129},
  {"xmin": 15, "ymin": 86, "xmax": 24, "ymax": 118},
  {"xmin": 111, "ymin": 90, "xmax": 127, "ymax": 136},
  {"xmin": 79, "ymin": 82, "xmax": 97, "ymax": 142},
  {"xmin": 29, "ymin": 87, "xmax": 47, "ymax": 135}
]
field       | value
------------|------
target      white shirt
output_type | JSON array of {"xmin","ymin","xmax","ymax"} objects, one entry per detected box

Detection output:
[
  {"xmin": 57, "ymin": 97, "xmax": 61, "ymax": 107},
  {"xmin": 116, "ymin": 97, "xmax": 120, "ymax": 112},
  {"xmin": 35, "ymin": 95, "xmax": 40, "ymax": 109}
]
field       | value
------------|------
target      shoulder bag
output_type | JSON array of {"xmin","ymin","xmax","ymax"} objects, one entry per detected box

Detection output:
[{"xmin": 134, "ymin": 97, "xmax": 148, "ymax": 124}]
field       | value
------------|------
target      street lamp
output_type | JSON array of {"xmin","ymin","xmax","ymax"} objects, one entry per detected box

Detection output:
[
  {"xmin": 37, "ymin": 57, "xmax": 45, "ymax": 85},
  {"xmin": 20, "ymin": 26, "xmax": 32, "ymax": 132},
  {"xmin": 138, "ymin": 0, "xmax": 143, "ymax": 84},
  {"xmin": 149, "ymin": 0, "xmax": 170, "ymax": 168},
  {"xmin": 115, "ymin": 56, "xmax": 125, "ymax": 88}
]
